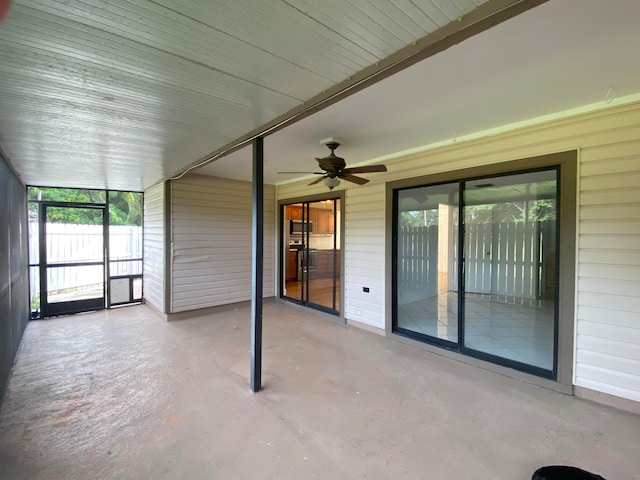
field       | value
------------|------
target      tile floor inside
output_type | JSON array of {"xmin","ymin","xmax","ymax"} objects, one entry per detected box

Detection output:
[{"xmin": 398, "ymin": 291, "xmax": 554, "ymax": 370}]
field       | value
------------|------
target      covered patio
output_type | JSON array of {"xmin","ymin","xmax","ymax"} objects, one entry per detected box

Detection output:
[{"xmin": 1, "ymin": 303, "xmax": 638, "ymax": 479}]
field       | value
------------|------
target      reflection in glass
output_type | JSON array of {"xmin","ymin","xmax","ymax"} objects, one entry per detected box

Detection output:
[{"xmin": 396, "ymin": 183, "xmax": 459, "ymax": 343}]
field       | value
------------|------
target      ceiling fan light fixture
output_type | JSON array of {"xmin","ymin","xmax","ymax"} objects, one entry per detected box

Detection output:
[{"xmin": 323, "ymin": 176, "xmax": 341, "ymax": 190}]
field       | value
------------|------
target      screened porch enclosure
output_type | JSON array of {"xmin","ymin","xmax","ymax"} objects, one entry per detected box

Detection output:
[
  {"xmin": 28, "ymin": 187, "xmax": 144, "ymax": 318},
  {"xmin": 394, "ymin": 169, "xmax": 558, "ymax": 376}
]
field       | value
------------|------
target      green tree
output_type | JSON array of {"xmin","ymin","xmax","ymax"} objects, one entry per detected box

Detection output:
[
  {"xmin": 465, "ymin": 200, "xmax": 556, "ymax": 224},
  {"xmin": 109, "ymin": 191, "xmax": 142, "ymax": 226},
  {"xmin": 399, "ymin": 209, "xmax": 439, "ymax": 228},
  {"xmin": 28, "ymin": 187, "xmax": 142, "ymax": 226}
]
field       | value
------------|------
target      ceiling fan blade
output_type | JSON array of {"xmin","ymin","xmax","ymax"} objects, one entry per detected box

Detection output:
[
  {"xmin": 308, "ymin": 176, "xmax": 325, "ymax": 186},
  {"xmin": 340, "ymin": 173, "xmax": 369, "ymax": 185},
  {"xmin": 342, "ymin": 164, "xmax": 387, "ymax": 174},
  {"xmin": 278, "ymin": 171, "xmax": 324, "ymax": 174}
]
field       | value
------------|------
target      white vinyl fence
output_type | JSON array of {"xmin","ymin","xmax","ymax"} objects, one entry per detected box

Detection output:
[
  {"xmin": 398, "ymin": 220, "xmax": 553, "ymax": 300},
  {"xmin": 29, "ymin": 223, "xmax": 142, "ymax": 298},
  {"xmin": 459, "ymin": 221, "xmax": 543, "ymax": 298}
]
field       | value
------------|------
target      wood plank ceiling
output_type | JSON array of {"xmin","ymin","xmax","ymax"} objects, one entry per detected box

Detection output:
[{"xmin": 0, "ymin": 0, "xmax": 532, "ymax": 191}]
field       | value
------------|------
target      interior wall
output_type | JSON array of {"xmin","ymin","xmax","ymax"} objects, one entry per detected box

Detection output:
[
  {"xmin": 276, "ymin": 100, "xmax": 640, "ymax": 403},
  {"xmin": 170, "ymin": 174, "xmax": 275, "ymax": 313},
  {"xmin": 0, "ymin": 153, "xmax": 30, "ymax": 397}
]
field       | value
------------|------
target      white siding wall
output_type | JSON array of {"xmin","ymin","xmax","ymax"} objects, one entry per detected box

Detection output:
[
  {"xmin": 276, "ymin": 100, "xmax": 640, "ymax": 403},
  {"xmin": 344, "ymin": 184, "xmax": 386, "ymax": 328},
  {"xmin": 170, "ymin": 174, "xmax": 275, "ymax": 313},
  {"xmin": 143, "ymin": 182, "xmax": 166, "ymax": 312},
  {"xmin": 575, "ymin": 138, "xmax": 640, "ymax": 402}
]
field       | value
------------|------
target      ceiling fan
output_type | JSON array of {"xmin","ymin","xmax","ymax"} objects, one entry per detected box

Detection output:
[{"xmin": 279, "ymin": 140, "xmax": 387, "ymax": 190}]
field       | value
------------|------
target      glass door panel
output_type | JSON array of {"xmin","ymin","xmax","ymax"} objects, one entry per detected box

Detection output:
[
  {"xmin": 393, "ymin": 167, "xmax": 559, "ymax": 377},
  {"xmin": 395, "ymin": 183, "xmax": 459, "ymax": 343},
  {"xmin": 307, "ymin": 199, "xmax": 339, "ymax": 311},
  {"xmin": 283, "ymin": 203, "xmax": 304, "ymax": 302},
  {"xmin": 42, "ymin": 205, "xmax": 105, "ymax": 317},
  {"xmin": 282, "ymin": 199, "xmax": 340, "ymax": 314},
  {"xmin": 463, "ymin": 170, "xmax": 557, "ymax": 371}
]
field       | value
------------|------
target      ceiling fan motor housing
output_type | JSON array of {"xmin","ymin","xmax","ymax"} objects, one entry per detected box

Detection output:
[{"xmin": 318, "ymin": 156, "xmax": 346, "ymax": 175}]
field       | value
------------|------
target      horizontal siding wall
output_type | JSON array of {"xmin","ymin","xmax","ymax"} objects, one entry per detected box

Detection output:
[
  {"xmin": 170, "ymin": 174, "xmax": 275, "ymax": 313},
  {"xmin": 277, "ymin": 100, "xmax": 640, "ymax": 403},
  {"xmin": 344, "ymin": 184, "xmax": 386, "ymax": 328},
  {"xmin": 576, "ymin": 137, "xmax": 640, "ymax": 402},
  {"xmin": 142, "ymin": 182, "xmax": 166, "ymax": 312}
]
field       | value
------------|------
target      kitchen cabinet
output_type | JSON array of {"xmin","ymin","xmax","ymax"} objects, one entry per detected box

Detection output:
[
  {"xmin": 308, "ymin": 208, "xmax": 317, "ymax": 226},
  {"xmin": 316, "ymin": 209, "xmax": 334, "ymax": 234},
  {"xmin": 286, "ymin": 205, "xmax": 302, "ymax": 220},
  {"xmin": 285, "ymin": 205, "xmax": 334, "ymax": 234},
  {"xmin": 309, "ymin": 208, "xmax": 333, "ymax": 234},
  {"xmin": 287, "ymin": 250, "xmax": 298, "ymax": 281}
]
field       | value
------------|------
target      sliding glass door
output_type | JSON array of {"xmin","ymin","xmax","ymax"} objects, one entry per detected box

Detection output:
[
  {"xmin": 282, "ymin": 199, "xmax": 340, "ymax": 314},
  {"xmin": 394, "ymin": 168, "xmax": 558, "ymax": 377},
  {"xmin": 462, "ymin": 171, "xmax": 557, "ymax": 371},
  {"xmin": 395, "ymin": 182, "xmax": 460, "ymax": 344}
]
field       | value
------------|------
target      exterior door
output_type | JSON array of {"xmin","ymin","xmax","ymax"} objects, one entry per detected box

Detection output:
[
  {"xmin": 282, "ymin": 199, "xmax": 340, "ymax": 314},
  {"xmin": 40, "ymin": 203, "xmax": 106, "ymax": 317},
  {"xmin": 394, "ymin": 168, "xmax": 559, "ymax": 378}
]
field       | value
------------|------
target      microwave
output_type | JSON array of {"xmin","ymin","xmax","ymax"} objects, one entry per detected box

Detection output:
[{"xmin": 290, "ymin": 220, "xmax": 312, "ymax": 235}]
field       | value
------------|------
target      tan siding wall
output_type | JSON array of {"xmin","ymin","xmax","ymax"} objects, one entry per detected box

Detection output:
[
  {"xmin": 276, "ymin": 101, "xmax": 640, "ymax": 403},
  {"xmin": 143, "ymin": 182, "xmax": 166, "ymax": 312},
  {"xmin": 170, "ymin": 174, "xmax": 275, "ymax": 313}
]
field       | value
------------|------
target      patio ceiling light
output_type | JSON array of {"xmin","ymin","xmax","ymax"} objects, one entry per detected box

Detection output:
[{"xmin": 323, "ymin": 176, "xmax": 341, "ymax": 190}]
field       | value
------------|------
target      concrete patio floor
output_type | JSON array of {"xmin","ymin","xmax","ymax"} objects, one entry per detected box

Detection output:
[{"xmin": 0, "ymin": 303, "xmax": 638, "ymax": 479}]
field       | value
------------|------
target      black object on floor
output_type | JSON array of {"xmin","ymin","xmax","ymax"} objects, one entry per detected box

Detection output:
[{"xmin": 532, "ymin": 466, "xmax": 606, "ymax": 480}]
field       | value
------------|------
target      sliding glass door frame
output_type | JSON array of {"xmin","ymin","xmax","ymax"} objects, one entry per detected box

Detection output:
[
  {"xmin": 391, "ymin": 160, "xmax": 570, "ymax": 381},
  {"xmin": 458, "ymin": 172, "xmax": 561, "ymax": 378},
  {"xmin": 279, "ymin": 191, "xmax": 345, "ymax": 317}
]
